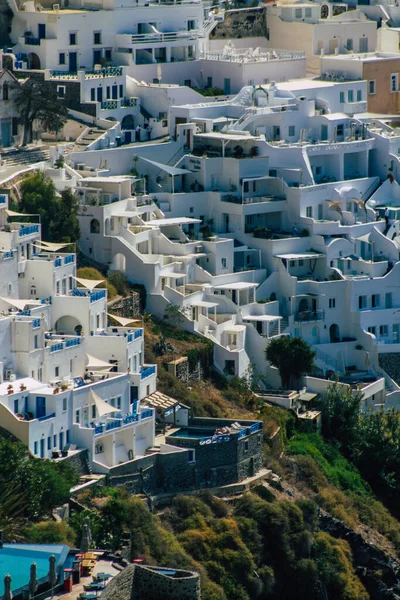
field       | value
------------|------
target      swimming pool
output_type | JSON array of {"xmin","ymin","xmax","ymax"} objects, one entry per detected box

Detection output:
[
  {"xmin": 168, "ymin": 428, "xmax": 218, "ymax": 440},
  {"xmin": 0, "ymin": 544, "xmax": 70, "ymax": 597}
]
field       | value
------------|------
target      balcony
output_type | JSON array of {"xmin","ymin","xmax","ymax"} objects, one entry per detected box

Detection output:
[
  {"xmin": 101, "ymin": 97, "xmax": 138, "ymax": 110},
  {"xmin": 24, "ymin": 36, "xmax": 41, "ymax": 45},
  {"xmin": 19, "ymin": 224, "xmax": 39, "ymax": 237},
  {"xmin": 54, "ymin": 257, "xmax": 62, "ymax": 268},
  {"xmin": 141, "ymin": 365, "xmax": 156, "ymax": 379},
  {"xmin": 294, "ymin": 310, "xmax": 325, "ymax": 323},
  {"xmin": 123, "ymin": 30, "xmax": 202, "ymax": 45},
  {"xmin": 71, "ymin": 288, "xmax": 106, "ymax": 303},
  {"xmin": 64, "ymin": 255, "xmax": 74, "ymax": 265}
]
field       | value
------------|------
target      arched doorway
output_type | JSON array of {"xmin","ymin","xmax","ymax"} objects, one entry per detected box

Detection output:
[
  {"xmin": 121, "ymin": 114, "xmax": 135, "ymax": 130},
  {"xmin": 27, "ymin": 53, "xmax": 41, "ymax": 69},
  {"xmin": 54, "ymin": 315, "xmax": 83, "ymax": 335},
  {"xmin": 90, "ymin": 218, "xmax": 100, "ymax": 234},
  {"xmin": 113, "ymin": 253, "xmax": 126, "ymax": 273},
  {"xmin": 298, "ymin": 298, "xmax": 308, "ymax": 313},
  {"xmin": 329, "ymin": 323, "xmax": 340, "ymax": 343},
  {"xmin": 320, "ymin": 4, "xmax": 329, "ymax": 18}
]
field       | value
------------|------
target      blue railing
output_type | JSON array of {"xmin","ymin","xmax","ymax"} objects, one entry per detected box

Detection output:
[
  {"xmin": 32, "ymin": 318, "xmax": 41, "ymax": 328},
  {"xmin": 66, "ymin": 337, "xmax": 80, "ymax": 347},
  {"xmin": 25, "ymin": 36, "xmax": 41, "ymax": 45},
  {"xmin": 106, "ymin": 419, "xmax": 122, "ymax": 431},
  {"xmin": 19, "ymin": 224, "xmax": 39, "ymax": 237},
  {"xmin": 134, "ymin": 328, "xmax": 143, "ymax": 339},
  {"xmin": 127, "ymin": 333, "xmax": 133, "ymax": 343},
  {"xmin": 50, "ymin": 343, "xmax": 63, "ymax": 353},
  {"xmin": 72, "ymin": 288, "xmax": 87, "ymax": 297},
  {"xmin": 238, "ymin": 428, "xmax": 248, "ymax": 440},
  {"xmin": 94, "ymin": 425, "xmax": 104, "ymax": 435},
  {"xmin": 90, "ymin": 289, "xmax": 106, "ymax": 303},
  {"xmin": 141, "ymin": 365, "xmax": 156, "ymax": 379},
  {"xmin": 2, "ymin": 251, "xmax": 13, "ymax": 260},
  {"xmin": 19, "ymin": 309, "xmax": 31, "ymax": 316},
  {"xmin": 64, "ymin": 255, "xmax": 74, "ymax": 265},
  {"xmin": 123, "ymin": 413, "xmax": 139, "ymax": 424},
  {"xmin": 0, "ymin": 195, "xmax": 6, "ymax": 204},
  {"xmin": 38, "ymin": 412, "xmax": 56, "ymax": 422},
  {"xmin": 141, "ymin": 408, "xmax": 153, "ymax": 420},
  {"xmin": 54, "ymin": 257, "xmax": 62, "ymax": 268},
  {"xmin": 41, "ymin": 296, "xmax": 52, "ymax": 304},
  {"xmin": 250, "ymin": 421, "xmax": 263, "ymax": 433}
]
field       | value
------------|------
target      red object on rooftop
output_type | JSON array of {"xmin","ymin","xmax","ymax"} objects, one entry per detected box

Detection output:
[
  {"xmin": 63, "ymin": 569, "xmax": 73, "ymax": 592},
  {"xmin": 132, "ymin": 558, "xmax": 143, "ymax": 563}
]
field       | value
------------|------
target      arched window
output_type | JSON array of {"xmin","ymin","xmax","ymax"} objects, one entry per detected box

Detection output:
[
  {"xmin": 30, "ymin": 285, "xmax": 36, "ymax": 297},
  {"xmin": 90, "ymin": 218, "xmax": 100, "ymax": 234}
]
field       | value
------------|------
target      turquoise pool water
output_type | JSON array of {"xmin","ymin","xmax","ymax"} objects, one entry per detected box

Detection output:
[
  {"xmin": 169, "ymin": 428, "xmax": 217, "ymax": 439},
  {"xmin": 0, "ymin": 544, "xmax": 69, "ymax": 597}
]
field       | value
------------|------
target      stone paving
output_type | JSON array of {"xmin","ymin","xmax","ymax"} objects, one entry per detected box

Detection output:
[{"xmin": 48, "ymin": 559, "xmax": 119, "ymax": 600}]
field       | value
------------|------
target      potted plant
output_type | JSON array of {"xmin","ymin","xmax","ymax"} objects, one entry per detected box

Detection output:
[
  {"xmin": 61, "ymin": 446, "xmax": 68, "ymax": 457},
  {"xmin": 53, "ymin": 387, "xmax": 60, "ymax": 395},
  {"xmin": 61, "ymin": 383, "xmax": 68, "ymax": 391},
  {"xmin": 20, "ymin": 383, "xmax": 27, "ymax": 392}
]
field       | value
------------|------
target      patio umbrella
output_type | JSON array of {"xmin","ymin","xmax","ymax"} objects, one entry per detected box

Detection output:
[
  {"xmin": 326, "ymin": 200, "xmax": 343, "ymax": 223},
  {"xmin": 81, "ymin": 517, "xmax": 92, "ymax": 553},
  {"xmin": 28, "ymin": 563, "xmax": 38, "ymax": 600},
  {"xmin": 351, "ymin": 197, "xmax": 368, "ymax": 223},
  {"xmin": 48, "ymin": 555, "xmax": 57, "ymax": 599},
  {"xmin": 3, "ymin": 574, "xmax": 12, "ymax": 600}
]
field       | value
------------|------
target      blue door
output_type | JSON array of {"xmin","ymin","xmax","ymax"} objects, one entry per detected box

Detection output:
[
  {"xmin": 59, "ymin": 431, "xmax": 64, "ymax": 450},
  {"xmin": 36, "ymin": 396, "xmax": 46, "ymax": 418},
  {"xmin": 38, "ymin": 23, "xmax": 46, "ymax": 39},
  {"xmin": 69, "ymin": 52, "xmax": 77, "ymax": 72},
  {"xmin": 1, "ymin": 121, "xmax": 11, "ymax": 147},
  {"xmin": 224, "ymin": 78, "xmax": 231, "ymax": 95},
  {"xmin": 40, "ymin": 438, "xmax": 45, "ymax": 458}
]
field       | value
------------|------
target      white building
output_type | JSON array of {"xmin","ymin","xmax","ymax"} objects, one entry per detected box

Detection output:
[{"xmin": 0, "ymin": 179, "xmax": 159, "ymax": 472}]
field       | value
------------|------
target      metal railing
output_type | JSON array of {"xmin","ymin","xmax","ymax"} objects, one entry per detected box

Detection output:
[
  {"xmin": 19, "ymin": 224, "xmax": 39, "ymax": 237},
  {"xmin": 54, "ymin": 257, "xmax": 62, "ymax": 268},
  {"xmin": 25, "ymin": 36, "xmax": 40, "ymax": 45},
  {"xmin": 294, "ymin": 310, "xmax": 325, "ymax": 323},
  {"xmin": 64, "ymin": 255, "xmax": 74, "ymax": 265},
  {"xmin": 141, "ymin": 365, "xmax": 156, "ymax": 379}
]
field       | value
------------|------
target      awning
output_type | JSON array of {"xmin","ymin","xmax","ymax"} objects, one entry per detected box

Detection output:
[
  {"xmin": 274, "ymin": 253, "xmax": 324, "ymax": 260},
  {"xmin": 191, "ymin": 300, "xmax": 218, "ymax": 308},
  {"xmin": 145, "ymin": 390, "xmax": 189, "ymax": 414},
  {"xmin": 113, "ymin": 211, "xmax": 139, "ymax": 218},
  {"xmin": 214, "ymin": 281, "xmax": 258, "ymax": 290},
  {"xmin": 0, "ymin": 297, "xmax": 40, "ymax": 310},
  {"xmin": 34, "ymin": 241, "xmax": 71, "ymax": 252},
  {"xmin": 162, "ymin": 272, "xmax": 187, "ymax": 279},
  {"xmin": 74, "ymin": 276, "xmax": 105, "ymax": 290},
  {"xmin": 6, "ymin": 209, "xmax": 38, "ymax": 217},
  {"xmin": 90, "ymin": 389, "xmax": 116, "ymax": 417},
  {"xmin": 147, "ymin": 217, "xmax": 201, "ymax": 226},
  {"xmin": 354, "ymin": 232, "xmax": 372, "ymax": 244},
  {"xmin": 107, "ymin": 313, "xmax": 142, "ymax": 326},
  {"xmin": 243, "ymin": 314, "xmax": 282, "ymax": 321},
  {"xmin": 139, "ymin": 157, "xmax": 193, "ymax": 176},
  {"xmin": 85, "ymin": 354, "xmax": 114, "ymax": 371}
]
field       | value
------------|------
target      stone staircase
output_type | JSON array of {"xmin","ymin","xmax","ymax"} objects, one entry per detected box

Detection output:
[
  {"xmin": 72, "ymin": 126, "xmax": 106, "ymax": 151},
  {"xmin": 1, "ymin": 145, "xmax": 50, "ymax": 167}
]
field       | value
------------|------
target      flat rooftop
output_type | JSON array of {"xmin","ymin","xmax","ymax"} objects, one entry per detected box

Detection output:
[{"xmin": 322, "ymin": 52, "xmax": 400, "ymax": 62}]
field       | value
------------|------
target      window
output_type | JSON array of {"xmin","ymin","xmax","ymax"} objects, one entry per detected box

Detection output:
[
  {"xmin": 348, "ymin": 90, "xmax": 354, "ymax": 103},
  {"xmin": 298, "ymin": 259, "xmax": 304, "ymax": 266},
  {"xmin": 329, "ymin": 298, "xmax": 336, "ymax": 309},
  {"xmin": 119, "ymin": 84, "xmax": 123, "ymax": 97},
  {"xmin": 59, "ymin": 52, "xmax": 65, "ymax": 65},
  {"xmin": 34, "ymin": 335, "xmax": 38, "ymax": 349},
  {"xmin": 75, "ymin": 409, "xmax": 80, "ymax": 423},
  {"xmin": 14, "ymin": 399, "xmax": 18, "ymax": 414},
  {"xmin": 2, "ymin": 82, "xmax": 8, "ymax": 101},
  {"xmin": 346, "ymin": 38, "xmax": 353, "ymax": 50},
  {"xmin": 62, "ymin": 397, "xmax": 67, "ymax": 411},
  {"xmin": 55, "ymin": 366, "xmax": 59, "ymax": 377},
  {"xmin": 391, "ymin": 73, "xmax": 398, "ymax": 92},
  {"xmin": 288, "ymin": 125, "xmax": 295, "ymax": 137},
  {"xmin": 340, "ymin": 91, "xmax": 345, "ymax": 103},
  {"xmin": 53, "ymin": 434, "xmax": 57, "ymax": 447},
  {"xmin": 189, "ymin": 207, "xmax": 193, "ymax": 213},
  {"xmin": 368, "ymin": 326, "xmax": 376, "ymax": 335},
  {"xmin": 357, "ymin": 89, "xmax": 362, "ymax": 101},
  {"xmin": 372, "ymin": 294, "xmax": 380, "ymax": 308},
  {"xmin": 295, "ymin": 8, "xmax": 302, "ymax": 17},
  {"xmin": 358, "ymin": 295, "xmax": 367, "ymax": 309},
  {"xmin": 380, "ymin": 325, "xmax": 389, "ymax": 337},
  {"xmin": 66, "ymin": 430, "xmax": 70, "ymax": 443},
  {"xmin": 57, "ymin": 85, "xmax": 66, "ymax": 98},
  {"xmin": 69, "ymin": 32, "xmax": 77, "ymax": 45},
  {"xmin": 112, "ymin": 85, "xmax": 118, "ymax": 99},
  {"xmin": 117, "ymin": 396, "xmax": 121, "ymax": 409},
  {"xmin": 106, "ymin": 86, "xmax": 110, "ymax": 99},
  {"xmin": 187, "ymin": 19, "xmax": 196, "ymax": 30},
  {"xmin": 336, "ymin": 124, "xmax": 344, "ymax": 137},
  {"xmin": 47, "ymin": 436, "xmax": 51, "ymax": 450},
  {"xmin": 105, "ymin": 48, "xmax": 112, "ymax": 61},
  {"xmin": 91, "ymin": 404, "xmax": 96, "ymax": 419},
  {"xmin": 369, "ymin": 80, "xmax": 375, "ymax": 95},
  {"xmin": 306, "ymin": 206, "xmax": 313, "ymax": 218},
  {"xmin": 305, "ymin": 7, "xmax": 311, "ymax": 17},
  {"xmin": 91, "ymin": 88, "xmax": 95, "ymax": 101},
  {"xmin": 34, "ymin": 441, "xmax": 38, "ymax": 455},
  {"xmin": 93, "ymin": 31, "xmax": 102, "ymax": 44},
  {"xmin": 221, "ymin": 258, "xmax": 227, "ymax": 268}
]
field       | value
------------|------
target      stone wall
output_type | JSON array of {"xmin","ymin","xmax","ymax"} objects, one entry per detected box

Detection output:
[
  {"xmin": 133, "ymin": 565, "xmax": 201, "ymax": 600},
  {"xmin": 108, "ymin": 292, "xmax": 141, "ymax": 319},
  {"xmin": 61, "ymin": 449, "xmax": 92, "ymax": 476},
  {"xmin": 379, "ymin": 354, "xmax": 400, "ymax": 385},
  {"xmin": 210, "ymin": 7, "xmax": 267, "ymax": 40}
]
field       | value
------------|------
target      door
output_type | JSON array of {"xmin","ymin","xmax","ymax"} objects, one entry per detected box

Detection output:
[
  {"xmin": 359, "ymin": 37, "xmax": 368, "ymax": 52},
  {"xmin": 328, "ymin": 39, "xmax": 338, "ymax": 54},
  {"xmin": 273, "ymin": 126, "xmax": 280, "ymax": 140},
  {"xmin": 38, "ymin": 23, "xmax": 46, "ymax": 39},
  {"xmin": 224, "ymin": 78, "xmax": 231, "ymax": 95},
  {"xmin": 321, "ymin": 124, "xmax": 328, "ymax": 141},
  {"xmin": 385, "ymin": 292, "xmax": 393, "ymax": 308},
  {"xmin": 1, "ymin": 121, "xmax": 11, "ymax": 147},
  {"xmin": 36, "ymin": 396, "xmax": 46, "ymax": 418},
  {"xmin": 40, "ymin": 438, "xmax": 45, "ymax": 458},
  {"xmin": 125, "ymin": 131, "xmax": 131, "ymax": 144},
  {"xmin": 93, "ymin": 49, "xmax": 102, "ymax": 65},
  {"xmin": 59, "ymin": 431, "xmax": 64, "ymax": 450},
  {"xmin": 97, "ymin": 86, "xmax": 103, "ymax": 102},
  {"xmin": 69, "ymin": 52, "xmax": 77, "ymax": 72}
]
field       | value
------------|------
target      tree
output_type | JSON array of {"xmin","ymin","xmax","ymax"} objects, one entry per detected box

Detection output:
[
  {"xmin": 12, "ymin": 78, "xmax": 68, "ymax": 146},
  {"xmin": 321, "ymin": 381, "xmax": 362, "ymax": 455},
  {"xmin": 265, "ymin": 336, "xmax": 315, "ymax": 389},
  {"xmin": 19, "ymin": 171, "xmax": 80, "ymax": 243}
]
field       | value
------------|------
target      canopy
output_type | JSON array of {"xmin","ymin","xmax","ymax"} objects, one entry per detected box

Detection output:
[
  {"xmin": 147, "ymin": 217, "xmax": 201, "ymax": 226},
  {"xmin": 0, "ymin": 297, "xmax": 40, "ymax": 310},
  {"xmin": 107, "ymin": 313, "xmax": 141, "ymax": 326},
  {"xmin": 85, "ymin": 354, "xmax": 113, "ymax": 371},
  {"xmin": 34, "ymin": 241, "xmax": 71, "ymax": 252},
  {"xmin": 91, "ymin": 389, "xmax": 116, "ymax": 417},
  {"xmin": 354, "ymin": 232, "xmax": 372, "ymax": 244},
  {"xmin": 6, "ymin": 209, "xmax": 38, "ymax": 217},
  {"xmin": 214, "ymin": 281, "xmax": 258, "ymax": 290},
  {"xmin": 139, "ymin": 157, "xmax": 193, "ymax": 176},
  {"xmin": 74, "ymin": 277, "xmax": 105, "ymax": 290}
]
